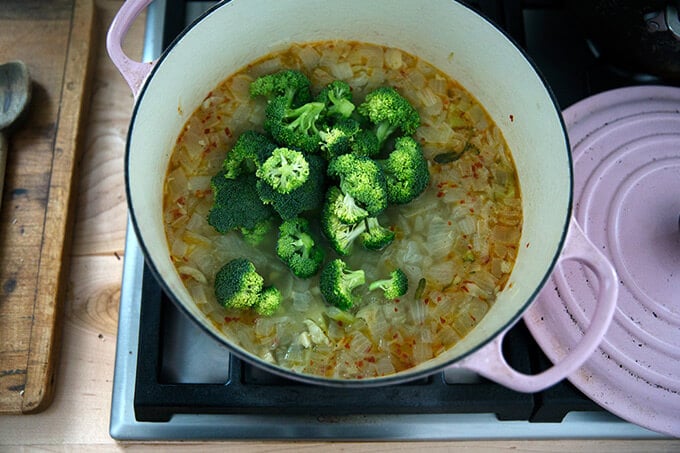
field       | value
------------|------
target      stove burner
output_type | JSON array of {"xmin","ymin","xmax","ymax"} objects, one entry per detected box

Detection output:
[{"xmin": 109, "ymin": 0, "xmax": 668, "ymax": 440}]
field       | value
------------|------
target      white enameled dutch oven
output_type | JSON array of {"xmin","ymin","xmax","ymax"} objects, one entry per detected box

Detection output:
[{"xmin": 107, "ymin": 0, "xmax": 619, "ymax": 389}]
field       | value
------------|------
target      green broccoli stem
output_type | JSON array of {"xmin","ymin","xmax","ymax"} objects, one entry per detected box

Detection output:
[
  {"xmin": 293, "ymin": 234, "xmax": 315, "ymax": 258},
  {"xmin": 374, "ymin": 121, "xmax": 397, "ymax": 146},
  {"xmin": 286, "ymin": 102, "xmax": 325, "ymax": 135},
  {"xmin": 368, "ymin": 279, "xmax": 390, "ymax": 292},
  {"xmin": 343, "ymin": 268, "xmax": 366, "ymax": 289},
  {"xmin": 269, "ymin": 158, "xmax": 307, "ymax": 191},
  {"xmin": 327, "ymin": 95, "xmax": 355, "ymax": 118}
]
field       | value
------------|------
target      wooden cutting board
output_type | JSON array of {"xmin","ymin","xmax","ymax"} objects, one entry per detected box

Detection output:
[{"xmin": 0, "ymin": 0, "xmax": 95, "ymax": 414}]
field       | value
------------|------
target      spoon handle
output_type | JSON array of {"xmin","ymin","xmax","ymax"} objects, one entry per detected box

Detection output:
[{"xmin": 0, "ymin": 131, "xmax": 6, "ymax": 211}]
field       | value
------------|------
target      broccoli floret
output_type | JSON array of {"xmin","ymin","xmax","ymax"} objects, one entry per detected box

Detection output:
[
  {"xmin": 214, "ymin": 258, "xmax": 264, "ymax": 309},
  {"xmin": 319, "ymin": 117, "xmax": 361, "ymax": 160},
  {"xmin": 264, "ymin": 96, "xmax": 326, "ymax": 153},
  {"xmin": 319, "ymin": 258, "xmax": 366, "ymax": 311},
  {"xmin": 256, "ymin": 147, "xmax": 310, "ymax": 194},
  {"xmin": 326, "ymin": 185, "xmax": 368, "ymax": 225},
  {"xmin": 357, "ymin": 86, "xmax": 420, "ymax": 148},
  {"xmin": 239, "ymin": 217, "xmax": 275, "ymax": 246},
  {"xmin": 321, "ymin": 196, "xmax": 367, "ymax": 256},
  {"xmin": 249, "ymin": 69, "xmax": 312, "ymax": 106},
  {"xmin": 349, "ymin": 129, "xmax": 381, "ymax": 157},
  {"xmin": 361, "ymin": 216, "xmax": 395, "ymax": 250},
  {"xmin": 276, "ymin": 217, "xmax": 325, "ymax": 278},
  {"xmin": 327, "ymin": 153, "xmax": 388, "ymax": 216},
  {"xmin": 208, "ymin": 172, "xmax": 274, "ymax": 233},
  {"xmin": 222, "ymin": 130, "xmax": 277, "ymax": 179},
  {"xmin": 368, "ymin": 268, "xmax": 408, "ymax": 299},
  {"xmin": 214, "ymin": 258, "xmax": 281, "ymax": 315},
  {"xmin": 378, "ymin": 136, "xmax": 430, "ymax": 204},
  {"xmin": 256, "ymin": 153, "xmax": 326, "ymax": 220},
  {"xmin": 254, "ymin": 286, "xmax": 282, "ymax": 316},
  {"xmin": 316, "ymin": 80, "xmax": 356, "ymax": 119}
]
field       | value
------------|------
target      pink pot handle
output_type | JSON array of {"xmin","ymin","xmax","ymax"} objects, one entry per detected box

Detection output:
[
  {"xmin": 453, "ymin": 218, "xmax": 618, "ymax": 393},
  {"xmin": 106, "ymin": 0, "xmax": 156, "ymax": 97}
]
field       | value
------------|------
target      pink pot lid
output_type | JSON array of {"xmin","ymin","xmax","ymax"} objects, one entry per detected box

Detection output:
[{"xmin": 524, "ymin": 85, "xmax": 680, "ymax": 437}]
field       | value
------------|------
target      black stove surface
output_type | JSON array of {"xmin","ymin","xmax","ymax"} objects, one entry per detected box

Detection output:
[{"xmin": 110, "ymin": 0, "xmax": 673, "ymax": 440}]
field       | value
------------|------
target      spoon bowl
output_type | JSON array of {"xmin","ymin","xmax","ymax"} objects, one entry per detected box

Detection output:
[{"xmin": 0, "ymin": 60, "xmax": 32, "ymax": 210}]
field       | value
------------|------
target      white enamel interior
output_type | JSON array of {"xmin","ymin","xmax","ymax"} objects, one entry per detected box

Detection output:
[{"xmin": 126, "ymin": 0, "xmax": 572, "ymax": 383}]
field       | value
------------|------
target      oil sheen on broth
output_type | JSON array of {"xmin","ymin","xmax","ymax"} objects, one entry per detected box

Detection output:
[{"xmin": 163, "ymin": 40, "xmax": 522, "ymax": 379}]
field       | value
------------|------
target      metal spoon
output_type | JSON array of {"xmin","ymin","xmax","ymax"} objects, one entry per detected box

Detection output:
[{"xmin": 0, "ymin": 60, "xmax": 31, "ymax": 211}]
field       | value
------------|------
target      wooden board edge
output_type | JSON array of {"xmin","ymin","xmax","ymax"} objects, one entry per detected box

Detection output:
[{"xmin": 20, "ymin": 0, "xmax": 97, "ymax": 414}]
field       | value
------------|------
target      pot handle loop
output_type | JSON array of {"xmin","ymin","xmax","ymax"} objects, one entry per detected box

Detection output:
[
  {"xmin": 453, "ymin": 218, "xmax": 618, "ymax": 393},
  {"xmin": 106, "ymin": 0, "xmax": 157, "ymax": 97}
]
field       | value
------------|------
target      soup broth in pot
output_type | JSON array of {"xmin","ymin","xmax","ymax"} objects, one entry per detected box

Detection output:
[{"xmin": 162, "ymin": 40, "xmax": 522, "ymax": 379}]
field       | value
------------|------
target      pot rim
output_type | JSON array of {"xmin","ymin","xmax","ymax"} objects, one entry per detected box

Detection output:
[{"xmin": 123, "ymin": 0, "xmax": 574, "ymax": 387}]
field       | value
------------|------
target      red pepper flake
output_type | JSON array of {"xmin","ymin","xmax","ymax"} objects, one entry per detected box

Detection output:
[
  {"xmin": 469, "ymin": 314, "xmax": 477, "ymax": 322},
  {"xmin": 394, "ymin": 307, "xmax": 399, "ymax": 312},
  {"xmin": 345, "ymin": 343, "xmax": 350, "ymax": 349},
  {"xmin": 366, "ymin": 356, "xmax": 376, "ymax": 363},
  {"xmin": 509, "ymin": 114, "xmax": 515, "ymax": 122},
  {"xmin": 224, "ymin": 316, "xmax": 240, "ymax": 323},
  {"xmin": 469, "ymin": 208, "xmax": 475, "ymax": 213},
  {"xmin": 224, "ymin": 127, "xmax": 232, "ymax": 137},
  {"xmin": 437, "ymin": 191, "xmax": 445, "ymax": 198},
  {"xmin": 356, "ymin": 360, "xmax": 364, "ymax": 367},
  {"xmin": 393, "ymin": 333, "xmax": 399, "ymax": 339},
  {"xmin": 176, "ymin": 196, "xmax": 186, "ymax": 205},
  {"xmin": 440, "ymin": 317, "xmax": 446, "ymax": 324},
  {"xmin": 461, "ymin": 285, "xmax": 470, "ymax": 293},
  {"xmin": 337, "ymin": 321, "xmax": 344, "ymax": 327},
  {"xmin": 424, "ymin": 297, "xmax": 430, "ymax": 305},
  {"xmin": 459, "ymin": 199, "xmax": 465, "ymax": 204},
  {"xmin": 203, "ymin": 128, "xmax": 211, "ymax": 134},
  {"xmin": 526, "ymin": 242, "xmax": 531, "ymax": 248},
  {"xmin": 436, "ymin": 296, "xmax": 442, "ymax": 302},
  {"xmin": 447, "ymin": 220, "xmax": 452, "ymax": 226}
]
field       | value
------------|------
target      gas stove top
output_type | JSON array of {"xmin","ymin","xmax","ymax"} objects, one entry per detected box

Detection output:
[{"xmin": 109, "ymin": 0, "xmax": 671, "ymax": 440}]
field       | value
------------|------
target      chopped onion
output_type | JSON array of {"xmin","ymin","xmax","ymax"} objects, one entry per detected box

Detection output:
[{"xmin": 384, "ymin": 48, "xmax": 403, "ymax": 69}]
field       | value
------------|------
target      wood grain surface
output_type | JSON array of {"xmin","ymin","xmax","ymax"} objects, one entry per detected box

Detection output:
[
  {"xmin": 0, "ymin": 1, "xmax": 677, "ymax": 450},
  {"xmin": 0, "ymin": 0, "xmax": 95, "ymax": 414}
]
